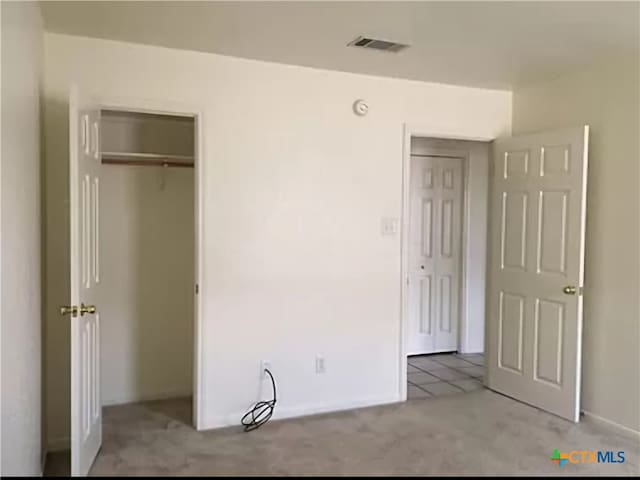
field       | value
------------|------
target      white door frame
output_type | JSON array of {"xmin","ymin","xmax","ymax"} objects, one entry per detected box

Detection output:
[
  {"xmin": 85, "ymin": 93, "xmax": 205, "ymax": 429},
  {"xmin": 399, "ymin": 123, "xmax": 497, "ymax": 401}
]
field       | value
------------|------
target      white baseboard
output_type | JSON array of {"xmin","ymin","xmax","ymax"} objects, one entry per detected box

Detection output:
[
  {"xmin": 582, "ymin": 410, "xmax": 640, "ymax": 439},
  {"xmin": 47, "ymin": 436, "xmax": 70, "ymax": 452},
  {"xmin": 41, "ymin": 446, "xmax": 48, "ymax": 474},
  {"xmin": 49, "ymin": 394, "xmax": 402, "ymax": 446},
  {"xmin": 458, "ymin": 349, "xmax": 484, "ymax": 355},
  {"xmin": 199, "ymin": 393, "xmax": 402, "ymax": 431}
]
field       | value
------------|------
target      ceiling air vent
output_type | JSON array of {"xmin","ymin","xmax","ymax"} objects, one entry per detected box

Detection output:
[{"xmin": 348, "ymin": 36, "xmax": 409, "ymax": 53}]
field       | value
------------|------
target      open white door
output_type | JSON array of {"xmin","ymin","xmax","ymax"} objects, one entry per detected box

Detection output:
[
  {"xmin": 66, "ymin": 87, "xmax": 102, "ymax": 475},
  {"xmin": 487, "ymin": 126, "xmax": 588, "ymax": 422}
]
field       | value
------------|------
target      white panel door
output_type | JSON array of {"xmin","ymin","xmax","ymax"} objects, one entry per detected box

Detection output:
[
  {"xmin": 487, "ymin": 126, "xmax": 588, "ymax": 422},
  {"xmin": 68, "ymin": 87, "xmax": 102, "ymax": 475},
  {"xmin": 407, "ymin": 155, "xmax": 463, "ymax": 355}
]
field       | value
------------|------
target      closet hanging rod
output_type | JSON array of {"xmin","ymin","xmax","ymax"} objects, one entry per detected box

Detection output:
[
  {"xmin": 410, "ymin": 153, "xmax": 465, "ymax": 159},
  {"xmin": 102, "ymin": 158, "xmax": 194, "ymax": 168},
  {"xmin": 101, "ymin": 151, "xmax": 194, "ymax": 168}
]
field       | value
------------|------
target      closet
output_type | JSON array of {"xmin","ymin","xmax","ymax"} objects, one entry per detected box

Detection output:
[{"xmin": 98, "ymin": 110, "xmax": 195, "ymax": 406}]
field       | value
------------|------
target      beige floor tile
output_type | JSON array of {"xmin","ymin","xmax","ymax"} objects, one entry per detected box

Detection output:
[
  {"xmin": 421, "ymin": 382, "xmax": 463, "ymax": 397},
  {"xmin": 407, "ymin": 385, "xmax": 432, "ymax": 399},
  {"xmin": 450, "ymin": 379, "xmax": 484, "ymax": 392},
  {"xmin": 408, "ymin": 371, "xmax": 441, "ymax": 385},
  {"xmin": 428, "ymin": 368, "xmax": 471, "ymax": 381}
]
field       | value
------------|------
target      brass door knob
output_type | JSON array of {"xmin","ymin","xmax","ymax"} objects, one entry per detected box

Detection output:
[
  {"xmin": 60, "ymin": 305, "xmax": 78, "ymax": 317},
  {"xmin": 79, "ymin": 303, "xmax": 97, "ymax": 316},
  {"xmin": 563, "ymin": 285, "xmax": 577, "ymax": 295}
]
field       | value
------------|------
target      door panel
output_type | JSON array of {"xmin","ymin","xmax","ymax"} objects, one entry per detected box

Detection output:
[
  {"xmin": 438, "ymin": 275, "xmax": 452, "ymax": 332},
  {"xmin": 408, "ymin": 155, "xmax": 463, "ymax": 354},
  {"xmin": 501, "ymin": 191, "xmax": 528, "ymax": 270},
  {"xmin": 440, "ymin": 200, "xmax": 453, "ymax": 257},
  {"xmin": 537, "ymin": 190, "xmax": 568, "ymax": 275},
  {"xmin": 487, "ymin": 126, "xmax": 588, "ymax": 422},
  {"xmin": 533, "ymin": 299, "xmax": 564, "ymax": 386},
  {"xmin": 504, "ymin": 150, "xmax": 529, "ymax": 177},
  {"xmin": 421, "ymin": 198, "xmax": 433, "ymax": 258},
  {"xmin": 70, "ymin": 88, "xmax": 102, "ymax": 476},
  {"xmin": 418, "ymin": 276, "xmax": 432, "ymax": 335}
]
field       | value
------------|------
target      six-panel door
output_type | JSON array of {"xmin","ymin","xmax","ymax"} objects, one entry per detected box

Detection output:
[
  {"xmin": 70, "ymin": 93, "xmax": 102, "ymax": 476},
  {"xmin": 487, "ymin": 127, "xmax": 588, "ymax": 422},
  {"xmin": 408, "ymin": 155, "xmax": 463, "ymax": 355}
]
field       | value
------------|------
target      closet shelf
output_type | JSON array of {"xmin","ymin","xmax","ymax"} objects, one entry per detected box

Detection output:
[{"xmin": 101, "ymin": 151, "xmax": 194, "ymax": 168}]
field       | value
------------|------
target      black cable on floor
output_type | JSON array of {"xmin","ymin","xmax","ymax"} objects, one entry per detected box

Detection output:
[{"xmin": 241, "ymin": 368, "xmax": 277, "ymax": 432}]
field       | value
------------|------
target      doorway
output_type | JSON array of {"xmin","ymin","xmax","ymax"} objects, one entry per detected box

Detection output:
[
  {"xmin": 404, "ymin": 136, "xmax": 490, "ymax": 399},
  {"xmin": 405, "ymin": 137, "xmax": 490, "ymax": 357},
  {"xmin": 400, "ymin": 125, "xmax": 589, "ymax": 425},
  {"xmin": 99, "ymin": 109, "xmax": 196, "ymax": 410}
]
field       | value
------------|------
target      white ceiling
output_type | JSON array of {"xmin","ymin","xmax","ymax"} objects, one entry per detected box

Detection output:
[{"xmin": 41, "ymin": 1, "xmax": 639, "ymax": 90}]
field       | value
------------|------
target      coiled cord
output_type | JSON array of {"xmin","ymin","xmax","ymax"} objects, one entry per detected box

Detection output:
[{"xmin": 241, "ymin": 369, "xmax": 277, "ymax": 432}]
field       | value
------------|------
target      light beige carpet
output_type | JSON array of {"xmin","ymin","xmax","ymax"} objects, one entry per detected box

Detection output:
[{"xmin": 45, "ymin": 390, "xmax": 640, "ymax": 476}]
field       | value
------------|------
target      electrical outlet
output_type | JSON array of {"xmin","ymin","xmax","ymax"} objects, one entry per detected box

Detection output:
[
  {"xmin": 261, "ymin": 360, "xmax": 271, "ymax": 378},
  {"xmin": 315, "ymin": 355, "xmax": 326, "ymax": 374}
]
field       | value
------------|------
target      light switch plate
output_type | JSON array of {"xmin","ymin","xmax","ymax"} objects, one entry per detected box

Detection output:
[{"xmin": 381, "ymin": 217, "xmax": 398, "ymax": 235}]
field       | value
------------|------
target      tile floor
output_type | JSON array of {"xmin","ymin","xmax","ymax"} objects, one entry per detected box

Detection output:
[{"xmin": 407, "ymin": 352, "xmax": 485, "ymax": 399}]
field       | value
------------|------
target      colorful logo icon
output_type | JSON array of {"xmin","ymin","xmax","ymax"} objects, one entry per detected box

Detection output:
[
  {"xmin": 550, "ymin": 449, "xmax": 625, "ymax": 467},
  {"xmin": 550, "ymin": 449, "xmax": 569, "ymax": 467}
]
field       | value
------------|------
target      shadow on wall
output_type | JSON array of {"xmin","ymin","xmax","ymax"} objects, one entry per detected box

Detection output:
[{"xmin": 44, "ymin": 97, "xmax": 73, "ymax": 450}]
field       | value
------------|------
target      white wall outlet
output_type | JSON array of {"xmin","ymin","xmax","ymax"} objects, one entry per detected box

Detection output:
[
  {"xmin": 261, "ymin": 360, "xmax": 271, "ymax": 378},
  {"xmin": 315, "ymin": 355, "xmax": 326, "ymax": 374},
  {"xmin": 381, "ymin": 217, "xmax": 398, "ymax": 235}
]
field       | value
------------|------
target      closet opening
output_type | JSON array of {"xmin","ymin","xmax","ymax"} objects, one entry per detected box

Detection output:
[{"xmin": 98, "ymin": 108, "xmax": 198, "ymax": 428}]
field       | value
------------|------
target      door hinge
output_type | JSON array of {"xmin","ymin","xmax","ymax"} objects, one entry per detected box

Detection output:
[{"xmin": 195, "ymin": 284, "xmax": 199, "ymax": 294}]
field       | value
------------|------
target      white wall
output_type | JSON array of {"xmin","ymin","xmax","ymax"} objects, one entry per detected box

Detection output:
[
  {"xmin": 43, "ymin": 33, "xmax": 511, "ymax": 445},
  {"xmin": 512, "ymin": 55, "xmax": 640, "ymax": 433},
  {"xmin": 99, "ymin": 165, "xmax": 194, "ymax": 406},
  {"xmin": 0, "ymin": 1, "xmax": 43, "ymax": 475},
  {"xmin": 410, "ymin": 138, "xmax": 489, "ymax": 354}
]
